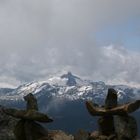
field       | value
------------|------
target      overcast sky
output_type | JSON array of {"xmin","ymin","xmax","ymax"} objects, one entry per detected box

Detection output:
[{"xmin": 0, "ymin": 0, "xmax": 140, "ymax": 88}]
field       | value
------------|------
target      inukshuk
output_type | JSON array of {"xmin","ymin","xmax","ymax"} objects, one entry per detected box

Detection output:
[
  {"xmin": 86, "ymin": 88, "xmax": 140, "ymax": 139},
  {"xmin": 3, "ymin": 93, "xmax": 53, "ymax": 140}
]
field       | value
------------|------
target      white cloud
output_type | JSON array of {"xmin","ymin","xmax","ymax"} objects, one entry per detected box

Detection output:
[
  {"xmin": 0, "ymin": 0, "xmax": 140, "ymax": 87},
  {"xmin": 93, "ymin": 45, "xmax": 140, "ymax": 87}
]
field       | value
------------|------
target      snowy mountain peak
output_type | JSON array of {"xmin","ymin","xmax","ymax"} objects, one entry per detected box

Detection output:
[
  {"xmin": 47, "ymin": 72, "xmax": 86, "ymax": 87},
  {"xmin": 0, "ymin": 72, "xmax": 140, "ymax": 104},
  {"xmin": 60, "ymin": 72, "xmax": 81, "ymax": 86}
]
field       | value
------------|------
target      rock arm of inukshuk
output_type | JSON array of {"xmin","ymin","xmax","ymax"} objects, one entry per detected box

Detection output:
[
  {"xmin": 86, "ymin": 88, "xmax": 140, "ymax": 139},
  {"xmin": 3, "ymin": 93, "xmax": 53, "ymax": 140}
]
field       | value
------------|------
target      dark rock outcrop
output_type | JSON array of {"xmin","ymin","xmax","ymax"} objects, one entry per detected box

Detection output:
[
  {"xmin": 114, "ymin": 115, "xmax": 137, "ymax": 140},
  {"xmin": 24, "ymin": 93, "xmax": 38, "ymax": 111},
  {"xmin": 105, "ymin": 88, "xmax": 118, "ymax": 109},
  {"xmin": 98, "ymin": 116, "xmax": 115, "ymax": 136},
  {"xmin": 61, "ymin": 72, "xmax": 78, "ymax": 86},
  {"xmin": 14, "ymin": 120, "xmax": 48, "ymax": 140},
  {"xmin": 4, "ymin": 108, "xmax": 53, "ymax": 122},
  {"xmin": 0, "ymin": 106, "xmax": 17, "ymax": 140}
]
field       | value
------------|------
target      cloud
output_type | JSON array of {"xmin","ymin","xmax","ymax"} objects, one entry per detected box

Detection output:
[
  {"xmin": 92, "ymin": 45, "xmax": 140, "ymax": 87},
  {"xmin": 0, "ymin": 0, "xmax": 140, "ymax": 87}
]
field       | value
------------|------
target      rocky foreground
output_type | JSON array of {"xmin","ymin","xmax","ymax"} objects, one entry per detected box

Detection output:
[
  {"xmin": 0, "ymin": 106, "xmax": 140, "ymax": 140},
  {"xmin": 0, "ymin": 89, "xmax": 140, "ymax": 140}
]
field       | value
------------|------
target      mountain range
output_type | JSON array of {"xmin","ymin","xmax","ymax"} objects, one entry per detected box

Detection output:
[{"xmin": 0, "ymin": 72, "xmax": 139, "ymax": 134}]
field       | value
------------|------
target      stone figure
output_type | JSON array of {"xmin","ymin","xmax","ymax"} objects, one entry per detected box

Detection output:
[
  {"xmin": 3, "ymin": 93, "xmax": 53, "ymax": 140},
  {"xmin": 86, "ymin": 88, "xmax": 140, "ymax": 140}
]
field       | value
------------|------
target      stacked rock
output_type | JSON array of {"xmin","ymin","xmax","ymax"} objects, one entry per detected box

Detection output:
[
  {"xmin": 86, "ymin": 88, "xmax": 140, "ymax": 140},
  {"xmin": 3, "ymin": 93, "xmax": 53, "ymax": 140}
]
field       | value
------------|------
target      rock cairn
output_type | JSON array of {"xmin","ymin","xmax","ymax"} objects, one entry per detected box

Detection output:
[
  {"xmin": 3, "ymin": 93, "xmax": 53, "ymax": 140},
  {"xmin": 86, "ymin": 88, "xmax": 140, "ymax": 140}
]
